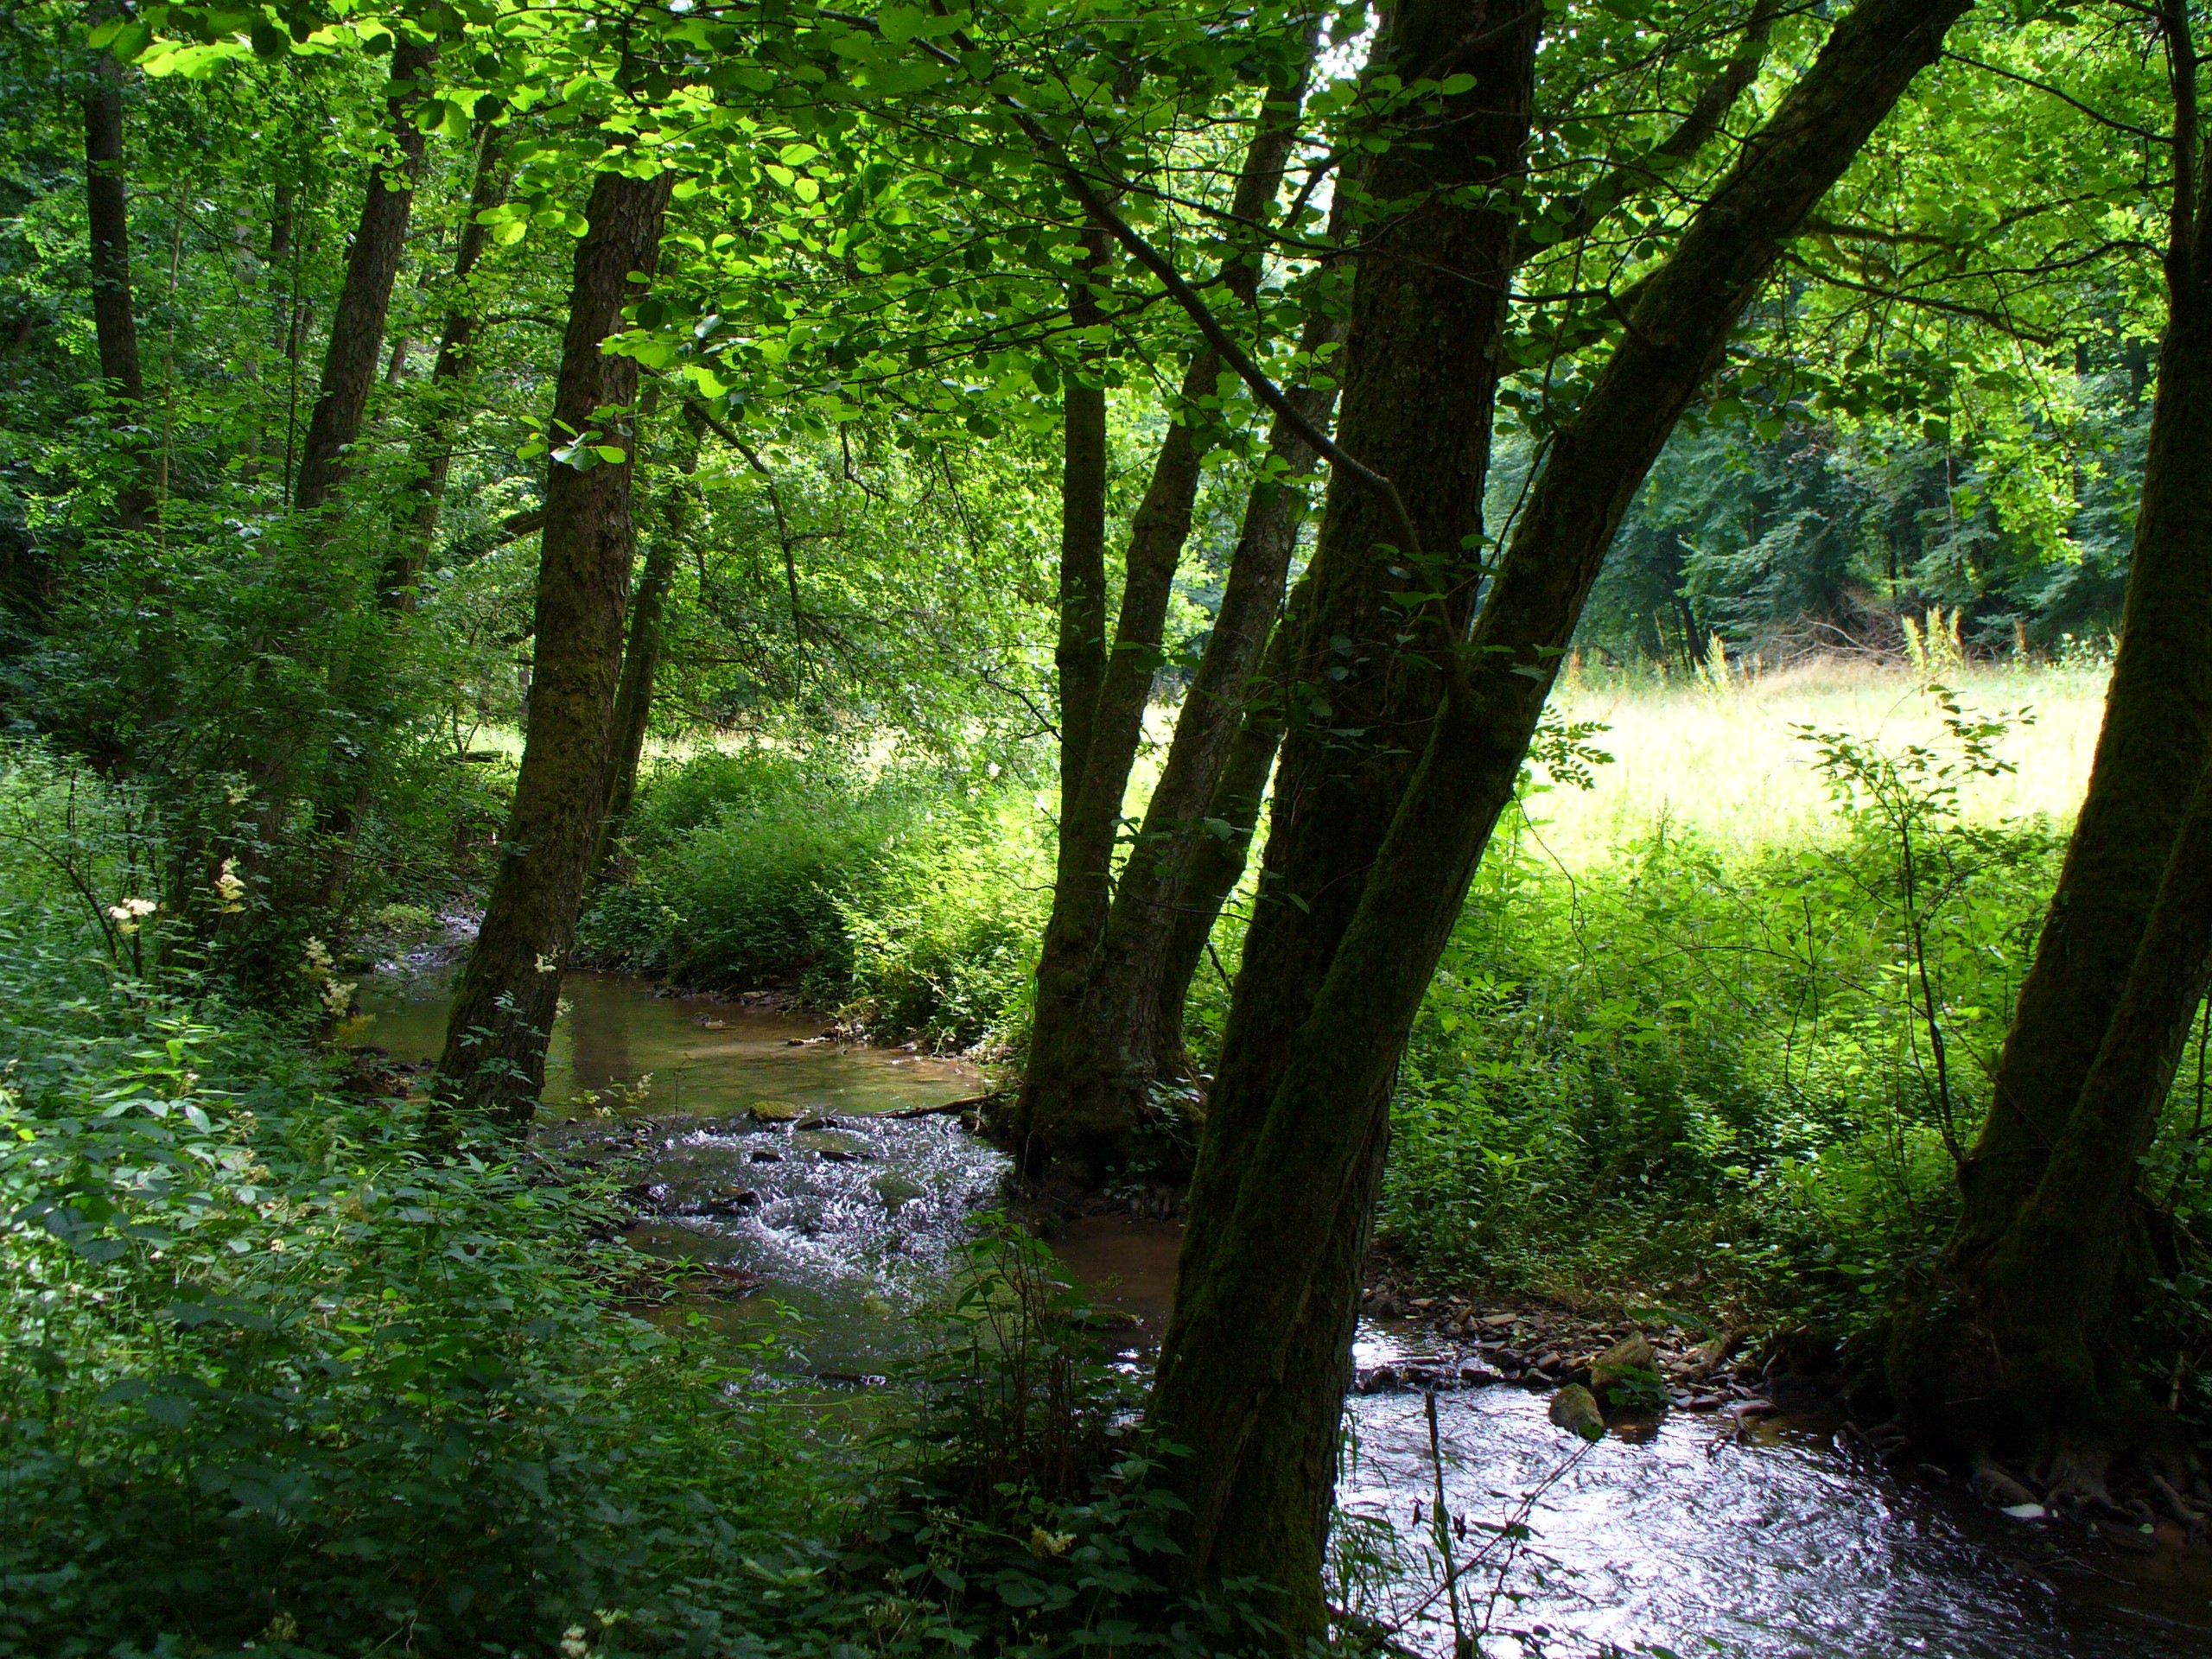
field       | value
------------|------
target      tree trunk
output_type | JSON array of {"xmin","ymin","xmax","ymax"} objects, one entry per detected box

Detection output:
[
  {"xmin": 1145, "ymin": 0, "xmax": 1970, "ymax": 1631},
  {"xmin": 1152, "ymin": 584, "xmax": 1305, "ymax": 1077},
  {"xmin": 1015, "ymin": 35, "xmax": 1319, "ymax": 1176},
  {"xmin": 1028, "ymin": 138, "xmax": 1368, "ymax": 1166},
  {"xmin": 1891, "ymin": 0, "xmax": 2212, "ymax": 1455},
  {"xmin": 592, "ymin": 537, "xmax": 677, "ymax": 871},
  {"xmin": 593, "ymin": 414, "xmax": 701, "ymax": 878},
  {"xmin": 380, "ymin": 122, "xmax": 512, "ymax": 608},
  {"xmin": 84, "ymin": 26, "xmax": 153, "ymax": 531},
  {"xmin": 432, "ymin": 168, "xmax": 672, "ymax": 1133},
  {"xmin": 1055, "ymin": 225, "xmax": 1112, "ymax": 832},
  {"xmin": 291, "ymin": 40, "xmax": 435, "ymax": 516},
  {"xmin": 1967, "ymin": 756, "xmax": 2212, "ymax": 1449}
]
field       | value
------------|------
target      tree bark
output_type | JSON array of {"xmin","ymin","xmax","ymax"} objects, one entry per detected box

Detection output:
[
  {"xmin": 1015, "ymin": 34, "xmax": 1320, "ymax": 1175},
  {"xmin": 432, "ymin": 168, "xmax": 672, "ymax": 1132},
  {"xmin": 1145, "ymin": 0, "xmax": 1971, "ymax": 1630},
  {"xmin": 291, "ymin": 39, "xmax": 435, "ymax": 516},
  {"xmin": 1055, "ymin": 225, "xmax": 1112, "ymax": 833},
  {"xmin": 1965, "ymin": 756, "xmax": 2212, "ymax": 1447},
  {"xmin": 84, "ymin": 25, "xmax": 153, "ymax": 531},
  {"xmin": 380, "ymin": 122, "xmax": 511, "ymax": 608}
]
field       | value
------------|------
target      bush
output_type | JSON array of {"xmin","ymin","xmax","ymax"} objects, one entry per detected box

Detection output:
[
  {"xmin": 582, "ymin": 752, "xmax": 1049, "ymax": 1050},
  {"xmin": 0, "ymin": 751, "xmax": 845, "ymax": 1656},
  {"xmin": 1379, "ymin": 702, "xmax": 2072, "ymax": 1339}
]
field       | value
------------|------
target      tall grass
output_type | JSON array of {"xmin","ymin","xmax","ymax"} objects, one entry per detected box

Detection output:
[{"xmin": 1535, "ymin": 660, "xmax": 2107, "ymax": 861}]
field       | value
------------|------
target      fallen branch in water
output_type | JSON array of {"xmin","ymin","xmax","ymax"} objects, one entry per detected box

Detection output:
[{"xmin": 883, "ymin": 1089, "xmax": 1013, "ymax": 1121}]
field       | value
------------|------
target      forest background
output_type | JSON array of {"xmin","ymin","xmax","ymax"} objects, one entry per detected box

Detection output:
[{"xmin": 3, "ymin": 0, "xmax": 2210, "ymax": 1654}]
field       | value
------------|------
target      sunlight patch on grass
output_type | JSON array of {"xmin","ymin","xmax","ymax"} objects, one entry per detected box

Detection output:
[{"xmin": 1533, "ymin": 662, "xmax": 2109, "ymax": 866}]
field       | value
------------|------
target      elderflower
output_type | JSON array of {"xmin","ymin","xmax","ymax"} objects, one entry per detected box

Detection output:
[
  {"xmin": 320, "ymin": 976, "xmax": 356, "ymax": 1015},
  {"xmin": 215, "ymin": 857, "xmax": 247, "ymax": 912},
  {"xmin": 302, "ymin": 937, "xmax": 334, "ymax": 975},
  {"xmin": 106, "ymin": 896, "xmax": 157, "ymax": 935},
  {"xmin": 559, "ymin": 1627, "xmax": 592, "ymax": 1659},
  {"xmin": 535, "ymin": 953, "xmax": 560, "ymax": 975}
]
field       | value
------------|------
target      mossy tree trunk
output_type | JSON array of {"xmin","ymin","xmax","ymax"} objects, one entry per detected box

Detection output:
[
  {"xmin": 291, "ymin": 40, "xmax": 435, "ymax": 517},
  {"xmin": 433, "ymin": 168, "xmax": 672, "ymax": 1133},
  {"xmin": 1966, "ymin": 760, "xmax": 2212, "ymax": 1448},
  {"xmin": 1144, "ymin": 0, "xmax": 1969, "ymax": 1633},
  {"xmin": 1893, "ymin": 0, "xmax": 2212, "ymax": 1455},
  {"xmin": 1015, "ymin": 34, "xmax": 1321, "ymax": 1178}
]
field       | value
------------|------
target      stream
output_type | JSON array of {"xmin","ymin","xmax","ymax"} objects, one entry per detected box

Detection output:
[{"xmin": 355, "ymin": 969, "xmax": 2212, "ymax": 1658}]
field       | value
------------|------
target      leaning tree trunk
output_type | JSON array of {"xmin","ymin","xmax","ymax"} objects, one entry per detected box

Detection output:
[
  {"xmin": 1146, "ymin": 0, "xmax": 1972, "ymax": 1632},
  {"xmin": 84, "ymin": 20, "xmax": 154, "ymax": 531},
  {"xmin": 379, "ymin": 121, "xmax": 512, "ymax": 608},
  {"xmin": 291, "ymin": 39, "xmax": 435, "ymax": 516},
  {"xmin": 1146, "ymin": 0, "xmax": 1543, "ymax": 1616},
  {"xmin": 1891, "ymin": 0, "xmax": 2212, "ymax": 1452},
  {"xmin": 433, "ymin": 168, "xmax": 673, "ymax": 1133},
  {"xmin": 1953, "ymin": 754, "xmax": 2212, "ymax": 1455},
  {"xmin": 1014, "ymin": 33, "xmax": 1319, "ymax": 1176}
]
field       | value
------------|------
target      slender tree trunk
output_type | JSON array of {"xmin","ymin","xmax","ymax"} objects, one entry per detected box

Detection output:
[
  {"xmin": 593, "ymin": 415, "xmax": 701, "ymax": 878},
  {"xmin": 291, "ymin": 40, "xmax": 435, "ymax": 516},
  {"xmin": 1016, "ymin": 36, "xmax": 1320, "ymax": 1175},
  {"xmin": 1055, "ymin": 226, "xmax": 1111, "ymax": 828},
  {"xmin": 1152, "ymin": 583, "xmax": 1305, "ymax": 1076},
  {"xmin": 1047, "ymin": 199, "xmax": 1359, "ymax": 1160},
  {"xmin": 381, "ymin": 123, "xmax": 512, "ymax": 608},
  {"xmin": 1891, "ymin": 0, "xmax": 2212, "ymax": 1455},
  {"xmin": 1146, "ymin": 0, "xmax": 1970, "ymax": 1630},
  {"xmin": 84, "ymin": 25, "xmax": 153, "ymax": 531},
  {"xmin": 432, "ymin": 168, "xmax": 673, "ymax": 1132}
]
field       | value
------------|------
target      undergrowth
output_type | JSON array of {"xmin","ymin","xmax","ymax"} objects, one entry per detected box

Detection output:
[{"xmin": 579, "ymin": 750, "xmax": 1049, "ymax": 1052}]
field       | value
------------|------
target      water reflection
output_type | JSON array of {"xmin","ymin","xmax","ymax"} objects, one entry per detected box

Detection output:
[
  {"xmin": 352, "ymin": 967, "xmax": 979, "ymax": 1120},
  {"xmin": 1335, "ymin": 1344, "xmax": 2212, "ymax": 1658}
]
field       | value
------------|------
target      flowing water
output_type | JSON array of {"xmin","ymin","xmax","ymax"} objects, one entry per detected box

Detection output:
[{"xmin": 355, "ymin": 969, "xmax": 2212, "ymax": 1658}]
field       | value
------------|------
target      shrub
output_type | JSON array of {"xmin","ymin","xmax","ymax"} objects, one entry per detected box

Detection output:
[
  {"xmin": 582, "ymin": 752, "xmax": 1048, "ymax": 1051},
  {"xmin": 0, "ymin": 752, "xmax": 845, "ymax": 1656},
  {"xmin": 1378, "ymin": 706, "xmax": 2071, "ymax": 1338}
]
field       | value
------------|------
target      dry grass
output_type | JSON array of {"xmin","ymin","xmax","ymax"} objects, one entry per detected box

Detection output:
[{"xmin": 1530, "ymin": 658, "xmax": 2110, "ymax": 867}]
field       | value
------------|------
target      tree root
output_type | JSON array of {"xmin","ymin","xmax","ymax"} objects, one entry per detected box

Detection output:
[
  {"xmin": 2034, "ymin": 1441, "xmax": 2145, "ymax": 1526},
  {"xmin": 1970, "ymin": 1454, "xmax": 2041, "ymax": 1510},
  {"xmin": 2145, "ymin": 1469, "xmax": 2207, "ymax": 1542}
]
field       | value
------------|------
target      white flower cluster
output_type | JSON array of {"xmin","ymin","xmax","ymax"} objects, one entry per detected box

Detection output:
[
  {"xmin": 302, "ymin": 936, "xmax": 356, "ymax": 1015},
  {"xmin": 106, "ymin": 896, "xmax": 157, "ymax": 935}
]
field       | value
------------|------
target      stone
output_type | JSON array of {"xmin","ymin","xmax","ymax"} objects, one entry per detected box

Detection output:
[
  {"xmin": 1590, "ymin": 1331, "xmax": 1656, "ymax": 1406},
  {"xmin": 1548, "ymin": 1384, "xmax": 1605, "ymax": 1443},
  {"xmin": 748, "ymin": 1100, "xmax": 805, "ymax": 1123}
]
